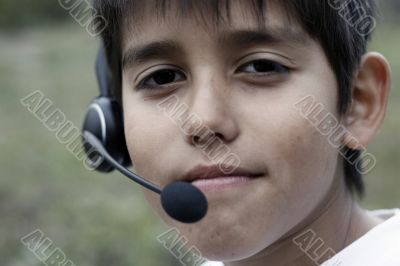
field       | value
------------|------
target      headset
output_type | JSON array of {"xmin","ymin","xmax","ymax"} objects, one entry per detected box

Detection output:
[
  {"xmin": 81, "ymin": 43, "xmax": 208, "ymax": 224},
  {"xmin": 82, "ymin": 43, "xmax": 131, "ymax": 173}
]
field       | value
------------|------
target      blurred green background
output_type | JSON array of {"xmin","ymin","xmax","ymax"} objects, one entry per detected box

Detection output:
[{"xmin": 0, "ymin": 1, "xmax": 399, "ymax": 266}]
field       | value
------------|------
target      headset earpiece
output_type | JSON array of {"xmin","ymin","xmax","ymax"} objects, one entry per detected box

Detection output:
[{"xmin": 82, "ymin": 43, "xmax": 131, "ymax": 172}]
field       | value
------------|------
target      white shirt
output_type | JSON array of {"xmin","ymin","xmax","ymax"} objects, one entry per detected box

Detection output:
[{"xmin": 202, "ymin": 209, "xmax": 400, "ymax": 266}]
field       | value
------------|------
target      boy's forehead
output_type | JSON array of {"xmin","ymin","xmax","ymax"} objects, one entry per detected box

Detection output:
[{"xmin": 121, "ymin": 0, "xmax": 306, "ymax": 51}]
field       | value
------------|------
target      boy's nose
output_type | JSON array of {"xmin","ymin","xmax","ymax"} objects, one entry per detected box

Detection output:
[{"xmin": 184, "ymin": 77, "xmax": 239, "ymax": 147}]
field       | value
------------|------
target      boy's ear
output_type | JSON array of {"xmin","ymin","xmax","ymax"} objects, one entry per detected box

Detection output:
[{"xmin": 344, "ymin": 52, "xmax": 391, "ymax": 150}]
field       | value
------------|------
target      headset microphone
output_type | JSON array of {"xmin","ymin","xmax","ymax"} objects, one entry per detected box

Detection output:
[
  {"xmin": 82, "ymin": 42, "xmax": 209, "ymax": 224},
  {"xmin": 83, "ymin": 131, "xmax": 208, "ymax": 223}
]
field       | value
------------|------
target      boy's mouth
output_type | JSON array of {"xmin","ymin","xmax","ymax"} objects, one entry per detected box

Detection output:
[{"xmin": 182, "ymin": 164, "xmax": 263, "ymax": 192}]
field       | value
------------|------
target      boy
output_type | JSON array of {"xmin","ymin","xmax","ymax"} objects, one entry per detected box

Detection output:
[{"xmin": 91, "ymin": 0, "xmax": 396, "ymax": 265}]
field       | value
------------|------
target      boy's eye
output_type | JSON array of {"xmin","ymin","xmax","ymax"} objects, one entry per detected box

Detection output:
[
  {"xmin": 136, "ymin": 59, "xmax": 289, "ymax": 90},
  {"xmin": 237, "ymin": 59, "xmax": 290, "ymax": 75},
  {"xmin": 138, "ymin": 69, "xmax": 186, "ymax": 90}
]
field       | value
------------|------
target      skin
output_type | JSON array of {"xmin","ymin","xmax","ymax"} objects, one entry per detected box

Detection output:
[{"xmin": 119, "ymin": 1, "xmax": 391, "ymax": 265}]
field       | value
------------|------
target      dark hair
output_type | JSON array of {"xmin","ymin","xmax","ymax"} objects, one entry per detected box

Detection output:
[{"xmin": 92, "ymin": 0, "xmax": 377, "ymax": 196}]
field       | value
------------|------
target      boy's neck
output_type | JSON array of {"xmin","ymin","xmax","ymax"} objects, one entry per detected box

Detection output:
[{"xmin": 225, "ymin": 171, "xmax": 382, "ymax": 266}]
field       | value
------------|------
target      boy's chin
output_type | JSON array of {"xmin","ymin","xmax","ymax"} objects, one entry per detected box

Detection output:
[
  {"xmin": 175, "ymin": 221, "xmax": 280, "ymax": 263},
  {"xmin": 194, "ymin": 235, "xmax": 273, "ymax": 263}
]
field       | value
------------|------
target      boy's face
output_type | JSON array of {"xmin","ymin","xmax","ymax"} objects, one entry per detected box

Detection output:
[{"xmin": 121, "ymin": 1, "xmax": 341, "ymax": 261}]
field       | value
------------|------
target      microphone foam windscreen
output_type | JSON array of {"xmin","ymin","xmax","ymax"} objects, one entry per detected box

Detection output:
[{"xmin": 161, "ymin": 181, "xmax": 208, "ymax": 223}]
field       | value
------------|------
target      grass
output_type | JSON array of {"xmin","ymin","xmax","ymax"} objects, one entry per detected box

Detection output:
[{"xmin": 0, "ymin": 16, "xmax": 399, "ymax": 266}]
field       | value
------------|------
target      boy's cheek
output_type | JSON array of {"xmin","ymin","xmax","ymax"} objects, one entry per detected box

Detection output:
[
  {"xmin": 272, "ymin": 116, "xmax": 337, "ymax": 187},
  {"xmin": 123, "ymin": 110, "xmax": 178, "ymax": 177},
  {"xmin": 251, "ymin": 109, "xmax": 339, "ymax": 220}
]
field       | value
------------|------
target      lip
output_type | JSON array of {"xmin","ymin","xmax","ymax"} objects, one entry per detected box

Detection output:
[{"xmin": 182, "ymin": 164, "xmax": 263, "ymax": 191}]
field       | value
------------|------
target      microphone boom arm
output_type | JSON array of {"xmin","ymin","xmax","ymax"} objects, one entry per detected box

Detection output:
[{"xmin": 83, "ymin": 131, "xmax": 162, "ymax": 194}]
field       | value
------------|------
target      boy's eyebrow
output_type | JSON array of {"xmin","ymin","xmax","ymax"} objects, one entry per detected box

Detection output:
[
  {"xmin": 122, "ymin": 28, "xmax": 307, "ymax": 70},
  {"xmin": 122, "ymin": 41, "xmax": 182, "ymax": 70}
]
